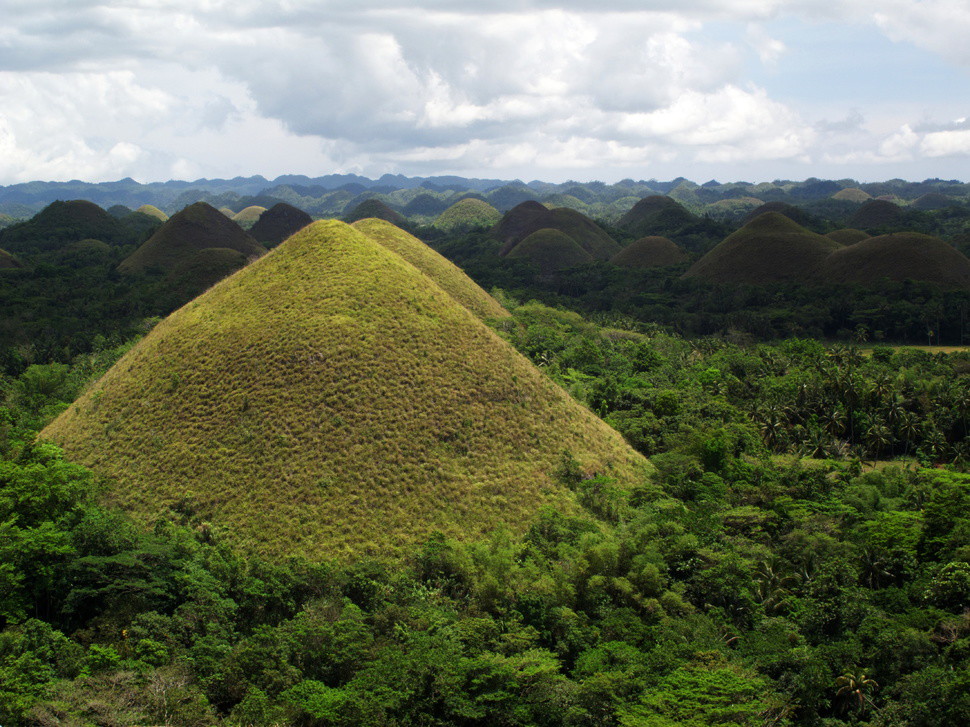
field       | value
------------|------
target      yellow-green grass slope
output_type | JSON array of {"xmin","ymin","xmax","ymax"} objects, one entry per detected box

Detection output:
[
  {"xmin": 506, "ymin": 228, "xmax": 594, "ymax": 274},
  {"xmin": 433, "ymin": 198, "xmax": 503, "ymax": 231},
  {"xmin": 119, "ymin": 202, "xmax": 265, "ymax": 274},
  {"xmin": 231, "ymin": 205, "xmax": 268, "ymax": 228},
  {"xmin": 352, "ymin": 218, "xmax": 510, "ymax": 320},
  {"xmin": 44, "ymin": 220, "xmax": 649, "ymax": 560},
  {"xmin": 610, "ymin": 236, "xmax": 687, "ymax": 268},
  {"xmin": 821, "ymin": 232, "xmax": 970, "ymax": 289},
  {"xmin": 684, "ymin": 212, "xmax": 840, "ymax": 284},
  {"xmin": 136, "ymin": 204, "xmax": 169, "ymax": 222}
]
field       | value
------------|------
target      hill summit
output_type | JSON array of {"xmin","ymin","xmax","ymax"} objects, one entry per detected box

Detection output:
[
  {"xmin": 495, "ymin": 202, "xmax": 620, "ymax": 260},
  {"xmin": 44, "ymin": 220, "xmax": 648, "ymax": 559},
  {"xmin": 684, "ymin": 212, "xmax": 840, "ymax": 284},
  {"xmin": 434, "ymin": 198, "xmax": 503, "ymax": 231},
  {"xmin": 118, "ymin": 202, "xmax": 265, "ymax": 274},
  {"xmin": 821, "ymin": 232, "xmax": 970, "ymax": 288},
  {"xmin": 249, "ymin": 202, "xmax": 313, "ymax": 248},
  {"xmin": 617, "ymin": 195, "xmax": 696, "ymax": 237},
  {"xmin": 0, "ymin": 200, "xmax": 127, "ymax": 253},
  {"xmin": 610, "ymin": 237, "xmax": 687, "ymax": 268}
]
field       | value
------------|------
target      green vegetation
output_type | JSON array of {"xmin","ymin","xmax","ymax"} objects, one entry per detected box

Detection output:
[
  {"xmin": 497, "ymin": 202, "xmax": 620, "ymax": 260},
  {"xmin": 135, "ymin": 204, "xmax": 168, "ymax": 221},
  {"xmin": 833, "ymin": 187, "xmax": 871, "ymax": 202},
  {"xmin": 0, "ymin": 200, "xmax": 131, "ymax": 254},
  {"xmin": 822, "ymin": 232, "xmax": 970, "ymax": 288},
  {"xmin": 118, "ymin": 202, "xmax": 265, "ymax": 274},
  {"xmin": 0, "ymin": 247, "xmax": 22, "ymax": 269},
  {"xmin": 850, "ymin": 199, "xmax": 904, "ymax": 230},
  {"xmin": 433, "ymin": 198, "xmax": 503, "ymax": 231},
  {"xmin": 248, "ymin": 202, "xmax": 313, "ymax": 247},
  {"xmin": 343, "ymin": 198, "xmax": 408, "ymax": 227},
  {"xmin": 44, "ymin": 220, "xmax": 647, "ymax": 558},
  {"xmin": 684, "ymin": 212, "xmax": 840, "ymax": 284},
  {"xmin": 610, "ymin": 236, "xmax": 687, "ymax": 268},
  {"xmin": 618, "ymin": 195, "xmax": 697, "ymax": 238},
  {"xmin": 826, "ymin": 228, "xmax": 869, "ymax": 245},
  {"xmin": 231, "ymin": 205, "xmax": 268, "ymax": 228},
  {"xmin": 506, "ymin": 228, "xmax": 594, "ymax": 275}
]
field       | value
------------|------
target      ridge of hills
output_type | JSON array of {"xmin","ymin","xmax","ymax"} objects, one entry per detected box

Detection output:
[
  {"xmin": 351, "ymin": 217, "xmax": 510, "ymax": 320},
  {"xmin": 821, "ymin": 232, "xmax": 970, "ymax": 288},
  {"xmin": 495, "ymin": 202, "xmax": 620, "ymax": 260},
  {"xmin": 43, "ymin": 219, "xmax": 649, "ymax": 558},
  {"xmin": 611, "ymin": 236, "xmax": 687, "ymax": 268},
  {"xmin": 684, "ymin": 212, "xmax": 840, "ymax": 284},
  {"xmin": 249, "ymin": 202, "xmax": 313, "ymax": 247},
  {"xmin": 118, "ymin": 202, "xmax": 266, "ymax": 274}
]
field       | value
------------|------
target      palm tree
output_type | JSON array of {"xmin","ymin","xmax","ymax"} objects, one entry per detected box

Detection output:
[{"xmin": 835, "ymin": 671, "xmax": 879, "ymax": 714}]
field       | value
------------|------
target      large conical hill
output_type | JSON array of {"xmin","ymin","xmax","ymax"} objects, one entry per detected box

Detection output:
[
  {"xmin": 506, "ymin": 228, "xmax": 594, "ymax": 274},
  {"xmin": 231, "ymin": 205, "xmax": 267, "ymax": 228},
  {"xmin": 618, "ymin": 196, "xmax": 696, "ymax": 237},
  {"xmin": 43, "ymin": 220, "xmax": 648, "ymax": 559},
  {"xmin": 495, "ymin": 202, "xmax": 620, "ymax": 260},
  {"xmin": 821, "ymin": 232, "xmax": 970, "ymax": 288},
  {"xmin": 611, "ymin": 237, "xmax": 687, "ymax": 268},
  {"xmin": 137, "ymin": 204, "xmax": 169, "ymax": 222},
  {"xmin": 850, "ymin": 199, "xmax": 903, "ymax": 229},
  {"xmin": 249, "ymin": 202, "xmax": 313, "ymax": 248},
  {"xmin": 826, "ymin": 229, "xmax": 869, "ymax": 245},
  {"xmin": 351, "ymin": 218, "xmax": 509, "ymax": 320},
  {"xmin": 434, "ymin": 198, "xmax": 503, "ymax": 231},
  {"xmin": 118, "ymin": 202, "xmax": 265, "ymax": 274},
  {"xmin": 683, "ymin": 212, "xmax": 840, "ymax": 284},
  {"xmin": 742, "ymin": 201, "xmax": 816, "ymax": 229},
  {"xmin": 0, "ymin": 200, "xmax": 128, "ymax": 253}
]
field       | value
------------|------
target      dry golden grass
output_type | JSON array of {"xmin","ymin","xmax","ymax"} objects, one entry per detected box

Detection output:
[
  {"xmin": 352, "ymin": 218, "xmax": 510, "ymax": 321},
  {"xmin": 136, "ymin": 204, "xmax": 168, "ymax": 222},
  {"xmin": 44, "ymin": 220, "xmax": 649, "ymax": 560},
  {"xmin": 231, "ymin": 206, "xmax": 268, "ymax": 226}
]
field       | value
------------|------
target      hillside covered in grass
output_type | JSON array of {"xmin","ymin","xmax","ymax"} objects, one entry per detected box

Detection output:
[
  {"xmin": 118, "ymin": 202, "xmax": 265, "ymax": 274},
  {"xmin": 44, "ymin": 220, "xmax": 648, "ymax": 559}
]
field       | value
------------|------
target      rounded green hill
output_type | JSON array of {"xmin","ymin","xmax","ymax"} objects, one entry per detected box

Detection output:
[
  {"xmin": 821, "ymin": 232, "xmax": 970, "ymax": 288},
  {"xmin": 684, "ymin": 212, "xmax": 840, "ymax": 284},
  {"xmin": 136, "ymin": 204, "xmax": 169, "ymax": 222},
  {"xmin": 506, "ymin": 228, "xmax": 594, "ymax": 274},
  {"xmin": 742, "ymin": 201, "xmax": 815, "ymax": 228},
  {"xmin": 231, "ymin": 205, "xmax": 267, "ymax": 228},
  {"xmin": 850, "ymin": 199, "xmax": 902, "ymax": 229},
  {"xmin": 611, "ymin": 236, "xmax": 687, "ymax": 268},
  {"xmin": 832, "ymin": 188, "xmax": 871, "ymax": 203},
  {"xmin": 617, "ymin": 196, "xmax": 696, "ymax": 237},
  {"xmin": 826, "ymin": 229, "xmax": 869, "ymax": 245},
  {"xmin": 434, "ymin": 198, "xmax": 503, "ymax": 231},
  {"xmin": 495, "ymin": 202, "xmax": 620, "ymax": 260},
  {"xmin": 352, "ymin": 218, "xmax": 509, "ymax": 320},
  {"xmin": 911, "ymin": 192, "xmax": 955, "ymax": 211},
  {"xmin": 344, "ymin": 198, "xmax": 408, "ymax": 227},
  {"xmin": 249, "ymin": 202, "xmax": 313, "ymax": 248},
  {"xmin": 0, "ymin": 200, "xmax": 127, "ymax": 253},
  {"xmin": 43, "ymin": 220, "xmax": 648, "ymax": 559},
  {"xmin": 118, "ymin": 202, "xmax": 265, "ymax": 274}
]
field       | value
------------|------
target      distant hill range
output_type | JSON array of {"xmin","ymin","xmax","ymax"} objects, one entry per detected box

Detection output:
[{"xmin": 1, "ymin": 175, "xmax": 966, "ymax": 222}]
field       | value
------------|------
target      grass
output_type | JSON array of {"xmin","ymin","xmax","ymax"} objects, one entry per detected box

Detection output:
[
  {"xmin": 433, "ymin": 198, "xmax": 502, "ymax": 231},
  {"xmin": 119, "ymin": 202, "xmax": 266, "ymax": 274},
  {"xmin": 496, "ymin": 202, "xmax": 620, "ymax": 260},
  {"xmin": 343, "ymin": 199, "xmax": 407, "ymax": 227},
  {"xmin": 136, "ymin": 204, "xmax": 168, "ymax": 222},
  {"xmin": 821, "ymin": 232, "xmax": 970, "ymax": 288},
  {"xmin": 684, "ymin": 212, "xmax": 840, "ymax": 284},
  {"xmin": 162, "ymin": 247, "xmax": 249, "ymax": 301},
  {"xmin": 0, "ymin": 200, "xmax": 128, "ymax": 253},
  {"xmin": 826, "ymin": 229, "xmax": 869, "ymax": 245},
  {"xmin": 849, "ymin": 199, "xmax": 902, "ymax": 229},
  {"xmin": 44, "ymin": 220, "xmax": 650, "ymax": 560},
  {"xmin": 610, "ymin": 236, "xmax": 686, "ymax": 268},
  {"xmin": 832, "ymin": 188, "xmax": 871, "ymax": 202},
  {"xmin": 231, "ymin": 206, "xmax": 267, "ymax": 228},
  {"xmin": 351, "ymin": 218, "xmax": 510, "ymax": 321},
  {"xmin": 506, "ymin": 228, "xmax": 593, "ymax": 274},
  {"xmin": 617, "ymin": 196, "xmax": 696, "ymax": 236},
  {"xmin": 249, "ymin": 203, "xmax": 313, "ymax": 247}
]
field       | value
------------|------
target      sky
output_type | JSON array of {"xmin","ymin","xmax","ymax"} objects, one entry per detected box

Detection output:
[{"xmin": 2, "ymin": 0, "xmax": 970, "ymax": 185}]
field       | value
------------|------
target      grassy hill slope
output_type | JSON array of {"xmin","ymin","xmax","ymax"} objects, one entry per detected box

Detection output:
[
  {"xmin": 821, "ymin": 232, "xmax": 970, "ymax": 288},
  {"xmin": 0, "ymin": 247, "xmax": 23, "ymax": 268},
  {"xmin": 610, "ymin": 236, "xmax": 687, "ymax": 268},
  {"xmin": 826, "ymin": 228, "xmax": 869, "ymax": 245},
  {"xmin": 351, "ymin": 218, "xmax": 510, "ymax": 320},
  {"xmin": 44, "ymin": 220, "xmax": 649, "ymax": 559},
  {"xmin": 617, "ymin": 195, "xmax": 696, "ymax": 237},
  {"xmin": 249, "ymin": 202, "xmax": 313, "ymax": 248},
  {"xmin": 0, "ymin": 200, "xmax": 128, "ymax": 253},
  {"xmin": 434, "ymin": 198, "xmax": 503, "ymax": 231},
  {"xmin": 136, "ymin": 204, "xmax": 169, "ymax": 222},
  {"xmin": 506, "ymin": 228, "xmax": 594, "ymax": 274},
  {"xmin": 495, "ymin": 202, "xmax": 620, "ymax": 260},
  {"xmin": 118, "ymin": 202, "xmax": 265, "ymax": 274},
  {"xmin": 684, "ymin": 212, "xmax": 840, "ymax": 284},
  {"xmin": 344, "ymin": 199, "xmax": 408, "ymax": 227}
]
